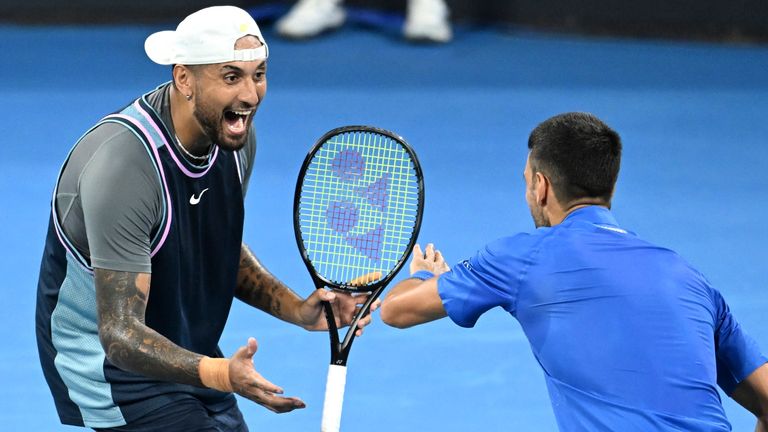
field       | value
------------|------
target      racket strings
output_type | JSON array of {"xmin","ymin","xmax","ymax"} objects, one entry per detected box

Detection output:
[{"xmin": 298, "ymin": 130, "xmax": 420, "ymax": 286}]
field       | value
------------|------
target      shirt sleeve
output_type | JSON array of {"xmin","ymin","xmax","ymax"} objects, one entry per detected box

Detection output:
[
  {"xmin": 712, "ymin": 287, "xmax": 767, "ymax": 395},
  {"xmin": 237, "ymin": 130, "xmax": 257, "ymax": 197},
  {"xmin": 437, "ymin": 234, "xmax": 531, "ymax": 328},
  {"xmin": 79, "ymin": 126, "xmax": 162, "ymax": 273}
]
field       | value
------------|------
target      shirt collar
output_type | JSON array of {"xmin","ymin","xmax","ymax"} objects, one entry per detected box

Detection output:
[{"xmin": 561, "ymin": 205, "xmax": 618, "ymax": 227}]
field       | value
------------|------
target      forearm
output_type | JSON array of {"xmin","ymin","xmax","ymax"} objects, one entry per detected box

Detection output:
[
  {"xmin": 100, "ymin": 314, "xmax": 203, "ymax": 386},
  {"xmin": 381, "ymin": 276, "xmax": 446, "ymax": 328},
  {"xmin": 235, "ymin": 244, "xmax": 305, "ymax": 325},
  {"xmin": 384, "ymin": 278, "xmax": 422, "ymax": 305},
  {"xmin": 731, "ymin": 363, "xmax": 768, "ymax": 431},
  {"xmin": 95, "ymin": 269, "xmax": 203, "ymax": 387}
]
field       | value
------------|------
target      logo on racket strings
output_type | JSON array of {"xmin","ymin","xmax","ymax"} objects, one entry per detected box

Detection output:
[{"xmin": 324, "ymin": 149, "xmax": 390, "ymax": 261}]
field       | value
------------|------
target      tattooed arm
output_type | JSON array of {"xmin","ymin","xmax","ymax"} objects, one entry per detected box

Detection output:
[
  {"xmin": 95, "ymin": 269, "xmax": 203, "ymax": 386},
  {"xmin": 235, "ymin": 244, "xmax": 378, "ymax": 334},
  {"xmin": 94, "ymin": 268, "xmax": 305, "ymax": 412},
  {"xmin": 235, "ymin": 245, "xmax": 307, "ymax": 325}
]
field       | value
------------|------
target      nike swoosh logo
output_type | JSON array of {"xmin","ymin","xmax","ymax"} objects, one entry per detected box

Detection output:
[{"xmin": 189, "ymin": 188, "xmax": 210, "ymax": 205}]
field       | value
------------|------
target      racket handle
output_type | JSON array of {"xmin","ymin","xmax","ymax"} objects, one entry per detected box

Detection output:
[{"xmin": 321, "ymin": 364, "xmax": 348, "ymax": 432}]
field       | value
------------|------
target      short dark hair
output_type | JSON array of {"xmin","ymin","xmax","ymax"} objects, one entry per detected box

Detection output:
[{"xmin": 527, "ymin": 112, "xmax": 622, "ymax": 205}]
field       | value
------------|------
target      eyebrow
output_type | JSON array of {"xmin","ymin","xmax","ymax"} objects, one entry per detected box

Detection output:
[{"xmin": 220, "ymin": 62, "xmax": 266, "ymax": 73}]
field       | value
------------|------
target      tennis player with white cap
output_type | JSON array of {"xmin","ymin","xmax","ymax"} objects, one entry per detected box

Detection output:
[{"xmin": 35, "ymin": 6, "xmax": 377, "ymax": 431}]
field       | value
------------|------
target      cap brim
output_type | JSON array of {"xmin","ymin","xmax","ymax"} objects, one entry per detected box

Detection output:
[{"xmin": 144, "ymin": 30, "xmax": 177, "ymax": 65}]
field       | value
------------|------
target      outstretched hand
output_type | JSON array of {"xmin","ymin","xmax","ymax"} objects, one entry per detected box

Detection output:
[
  {"xmin": 410, "ymin": 243, "xmax": 450, "ymax": 276},
  {"xmin": 298, "ymin": 272, "xmax": 382, "ymax": 336},
  {"xmin": 229, "ymin": 337, "xmax": 306, "ymax": 413}
]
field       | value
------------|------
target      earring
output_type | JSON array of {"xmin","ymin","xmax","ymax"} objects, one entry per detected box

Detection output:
[{"xmin": 186, "ymin": 94, "xmax": 192, "ymax": 101}]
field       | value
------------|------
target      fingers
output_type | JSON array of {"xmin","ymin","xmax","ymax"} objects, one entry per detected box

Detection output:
[
  {"xmin": 434, "ymin": 249, "xmax": 450, "ymax": 271},
  {"xmin": 305, "ymin": 288, "xmax": 336, "ymax": 309},
  {"xmin": 244, "ymin": 371, "xmax": 284, "ymax": 394},
  {"xmin": 424, "ymin": 243, "xmax": 436, "ymax": 261},
  {"xmin": 434, "ymin": 249, "xmax": 444, "ymax": 263},
  {"xmin": 249, "ymin": 371, "xmax": 284, "ymax": 395},
  {"xmin": 410, "ymin": 244, "xmax": 426, "ymax": 274},
  {"xmin": 410, "ymin": 242, "xmax": 449, "ymax": 276},
  {"xmin": 353, "ymin": 318, "xmax": 370, "ymax": 336},
  {"xmin": 355, "ymin": 298, "xmax": 381, "ymax": 324},
  {"xmin": 240, "ymin": 375, "xmax": 305, "ymax": 412},
  {"xmin": 352, "ymin": 298, "xmax": 382, "ymax": 336},
  {"xmin": 230, "ymin": 339, "xmax": 307, "ymax": 413},
  {"xmin": 242, "ymin": 373, "xmax": 305, "ymax": 412},
  {"xmin": 251, "ymin": 394, "xmax": 306, "ymax": 413},
  {"xmin": 413, "ymin": 243, "xmax": 442, "ymax": 263},
  {"xmin": 347, "ymin": 271, "xmax": 382, "ymax": 286},
  {"xmin": 369, "ymin": 298, "xmax": 382, "ymax": 313}
]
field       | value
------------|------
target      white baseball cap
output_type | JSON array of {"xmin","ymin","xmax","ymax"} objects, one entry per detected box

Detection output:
[{"xmin": 145, "ymin": 5, "xmax": 269, "ymax": 65}]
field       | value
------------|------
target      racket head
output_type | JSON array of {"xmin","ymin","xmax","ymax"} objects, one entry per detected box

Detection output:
[{"xmin": 293, "ymin": 125, "xmax": 424, "ymax": 293}]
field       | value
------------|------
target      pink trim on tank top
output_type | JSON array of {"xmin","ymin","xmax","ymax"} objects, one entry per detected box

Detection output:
[{"xmin": 133, "ymin": 101, "xmax": 219, "ymax": 179}]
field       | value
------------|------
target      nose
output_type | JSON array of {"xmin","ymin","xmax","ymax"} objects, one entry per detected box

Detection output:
[{"xmin": 240, "ymin": 78, "xmax": 263, "ymax": 107}]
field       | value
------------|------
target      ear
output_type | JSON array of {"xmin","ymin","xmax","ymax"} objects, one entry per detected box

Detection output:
[
  {"xmin": 172, "ymin": 65, "xmax": 194, "ymax": 99},
  {"xmin": 534, "ymin": 172, "xmax": 549, "ymax": 206}
]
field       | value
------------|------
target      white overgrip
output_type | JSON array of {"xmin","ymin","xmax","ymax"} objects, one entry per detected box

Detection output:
[{"xmin": 321, "ymin": 364, "xmax": 348, "ymax": 432}]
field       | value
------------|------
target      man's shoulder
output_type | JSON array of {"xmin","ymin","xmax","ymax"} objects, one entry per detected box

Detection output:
[
  {"xmin": 69, "ymin": 119, "xmax": 159, "ymax": 187},
  {"xmin": 79, "ymin": 120, "xmax": 150, "ymax": 158},
  {"xmin": 483, "ymin": 230, "xmax": 548, "ymax": 260}
]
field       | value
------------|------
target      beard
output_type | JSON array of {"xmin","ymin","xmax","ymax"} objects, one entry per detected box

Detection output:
[
  {"xmin": 529, "ymin": 202, "xmax": 551, "ymax": 228},
  {"xmin": 193, "ymin": 92, "xmax": 252, "ymax": 152}
]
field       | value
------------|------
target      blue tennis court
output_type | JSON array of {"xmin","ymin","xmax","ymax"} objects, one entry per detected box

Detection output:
[{"xmin": 2, "ymin": 15, "xmax": 767, "ymax": 431}]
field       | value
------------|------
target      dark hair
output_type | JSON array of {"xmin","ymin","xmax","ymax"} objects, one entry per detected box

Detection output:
[{"xmin": 527, "ymin": 112, "xmax": 622, "ymax": 205}]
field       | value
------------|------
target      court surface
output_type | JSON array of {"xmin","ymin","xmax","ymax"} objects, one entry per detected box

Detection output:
[{"xmin": 1, "ymin": 16, "xmax": 767, "ymax": 431}]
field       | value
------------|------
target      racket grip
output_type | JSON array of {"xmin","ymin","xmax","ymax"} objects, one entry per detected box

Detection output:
[{"xmin": 321, "ymin": 364, "xmax": 348, "ymax": 432}]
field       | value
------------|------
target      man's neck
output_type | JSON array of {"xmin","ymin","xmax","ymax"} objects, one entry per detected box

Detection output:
[
  {"xmin": 169, "ymin": 86, "xmax": 210, "ymax": 156},
  {"xmin": 550, "ymin": 201, "xmax": 609, "ymax": 226}
]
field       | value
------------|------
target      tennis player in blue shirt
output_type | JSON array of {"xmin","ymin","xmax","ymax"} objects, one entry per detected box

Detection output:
[{"xmin": 380, "ymin": 112, "xmax": 768, "ymax": 431}]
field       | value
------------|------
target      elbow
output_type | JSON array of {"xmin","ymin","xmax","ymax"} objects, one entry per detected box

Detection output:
[{"xmin": 380, "ymin": 300, "xmax": 413, "ymax": 329}]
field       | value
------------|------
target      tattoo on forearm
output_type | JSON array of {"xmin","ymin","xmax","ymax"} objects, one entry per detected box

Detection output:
[
  {"xmin": 236, "ymin": 246, "xmax": 297, "ymax": 321},
  {"xmin": 95, "ymin": 269, "xmax": 203, "ymax": 387}
]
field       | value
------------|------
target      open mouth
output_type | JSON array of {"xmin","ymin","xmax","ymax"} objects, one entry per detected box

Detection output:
[{"xmin": 223, "ymin": 109, "xmax": 252, "ymax": 135}]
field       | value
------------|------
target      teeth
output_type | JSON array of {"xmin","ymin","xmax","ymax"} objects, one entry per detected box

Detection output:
[{"xmin": 232, "ymin": 110, "xmax": 251, "ymax": 116}]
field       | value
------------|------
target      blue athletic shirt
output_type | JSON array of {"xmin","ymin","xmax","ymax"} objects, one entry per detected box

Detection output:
[{"xmin": 438, "ymin": 206, "xmax": 765, "ymax": 431}]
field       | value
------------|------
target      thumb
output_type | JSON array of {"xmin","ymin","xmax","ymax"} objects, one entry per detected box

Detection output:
[
  {"xmin": 309, "ymin": 288, "xmax": 336, "ymax": 304},
  {"xmin": 247, "ymin": 337, "xmax": 258, "ymax": 356},
  {"xmin": 234, "ymin": 337, "xmax": 258, "ymax": 361}
]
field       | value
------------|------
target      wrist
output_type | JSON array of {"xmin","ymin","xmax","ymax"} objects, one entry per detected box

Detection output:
[
  {"xmin": 411, "ymin": 270, "xmax": 435, "ymax": 281},
  {"xmin": 199, "ymin": 356, "xmax": 233, "ymax": 392}
]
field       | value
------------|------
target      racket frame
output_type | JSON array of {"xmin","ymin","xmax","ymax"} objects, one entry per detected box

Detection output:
[
  {"xmin": 293, "ymin": 125, "xmax": 424, "ymax": 292},
  {"xmin": 293, "ymin": 125, "xmax": 424, "ymax": 432},
  {"xmin": 293, "ymin": 125, "xmax": 424, "ymax": 363}
]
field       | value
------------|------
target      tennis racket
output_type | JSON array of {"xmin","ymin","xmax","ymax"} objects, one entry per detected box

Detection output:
[{"xmin": 293, "ymin": 126, "xmax": 424, "ymax": 432}]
